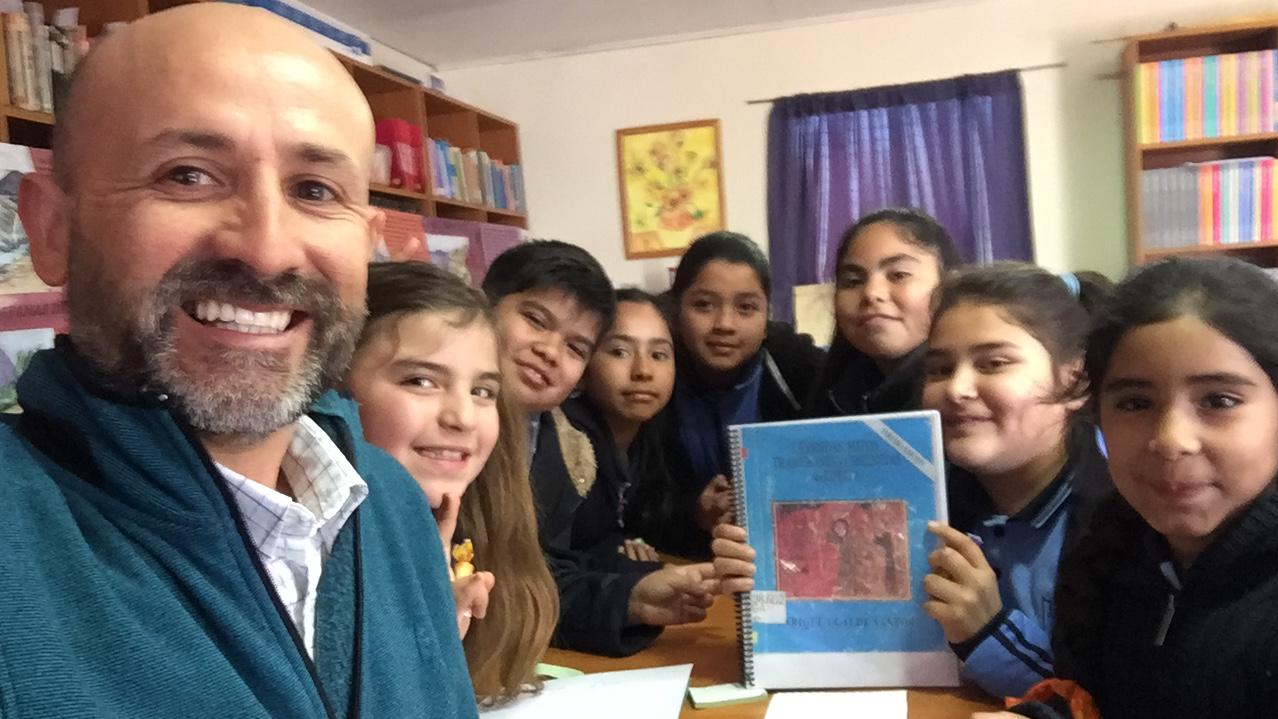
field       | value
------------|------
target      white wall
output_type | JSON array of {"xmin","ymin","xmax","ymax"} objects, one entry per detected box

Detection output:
[{"xmin": 445, "ymin": 0, "xmax": 1278, "ymax": 290}]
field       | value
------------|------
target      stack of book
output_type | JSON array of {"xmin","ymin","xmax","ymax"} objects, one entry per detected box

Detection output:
[
  {"xmin": 1, "ymin": 4, "xmax": 88, "ymax": 116},
  {"xmin": 1135, "ymin": 49, "xmax": 1277, "ymax": 144},
  {"xmin": 427, "ymin": 138, "xmax": 526, "ymax": 213},
  {"xmin": 1142, "ymin": 156, "xmax": 1277, "ymax": 248}
]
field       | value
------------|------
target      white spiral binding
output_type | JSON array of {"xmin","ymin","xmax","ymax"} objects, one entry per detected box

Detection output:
[{"xmin": 728, "ymin": 427, "xmax": 755, "ymax": 686}]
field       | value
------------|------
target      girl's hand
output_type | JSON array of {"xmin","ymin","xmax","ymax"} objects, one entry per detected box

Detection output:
[
  {"xmin": 696, "ymin": 474, "xmax": 733, "ymax": 531},
  {"xmin": 433, "ymin": 493, "xmax": 461, "ymax": 574},
  {"xmin": 628, "ymin": 563, "xmax": 717, "ymax": 626},
  {"xmin": 711, "ymin": 523, "xmax": 756, "ymax": 594},
  {"xmin": 922, "ymin": 522, "xmax": 1003, "ymax": 643},
  {"xmin": 433, "ymin": 492, "xmax": 494, "ymax": 638},
  {"xmin": 452, "ymin": 570, "xmax": 495, "ymax": 638},
  {"xmin": 620, "ymin": 537, "xmax": 660, "ymax": 562}
]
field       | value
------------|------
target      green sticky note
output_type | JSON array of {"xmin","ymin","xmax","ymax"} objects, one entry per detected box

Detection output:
[
  {"xmin": 687, "ymin": 683, "xmax": 768, "ymax": 709},
  {"xmin": 534, "ymin": 662, "xmax": 584, "ymax": 680}
]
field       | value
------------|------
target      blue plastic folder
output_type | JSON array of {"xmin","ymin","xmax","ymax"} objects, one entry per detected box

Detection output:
[{"xmin": 728, "ymin": 411, "xmax": 958, "ymax": 690}]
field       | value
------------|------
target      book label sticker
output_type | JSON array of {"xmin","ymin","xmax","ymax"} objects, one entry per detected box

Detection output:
[{"xmin": 751, "ymin": 591, "xmax": 787, "ymax": 624}]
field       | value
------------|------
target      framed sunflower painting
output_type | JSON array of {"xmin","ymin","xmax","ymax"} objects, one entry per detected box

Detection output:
[{"xmin": 615, "ymin": 119, "xmax": 726, "ymax": 259}]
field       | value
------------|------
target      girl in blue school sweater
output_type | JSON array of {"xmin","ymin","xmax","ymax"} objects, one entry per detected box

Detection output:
[{"xmin": 918, "ymin": 263, "xmax": 1113, "ymax": 699}]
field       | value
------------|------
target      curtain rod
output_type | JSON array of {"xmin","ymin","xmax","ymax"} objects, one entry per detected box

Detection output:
[{"xmin": 744, "ymin": 62, "xmax": 1067, "ymax": 105}]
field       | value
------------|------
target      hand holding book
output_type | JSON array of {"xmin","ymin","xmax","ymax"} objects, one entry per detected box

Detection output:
[
  {"xmin": 696, "ymin": 474, "xmax": 733, "ymax": 531},
  {"xmin": 922, "ymin": 521, "xmax": 1004, "ymax": 643},
  {"xmin": 710, "ymin": 523, "xmax": 756, "ymax": 595}
]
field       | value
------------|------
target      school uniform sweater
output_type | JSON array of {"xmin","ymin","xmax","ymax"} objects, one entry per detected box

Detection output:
[
  {"xmin": 662, "ymin": 321, "xmax": 824, "ymax": 555},
  {"xmin": 946, "ymin": 425, "xmax": 1112, "ymax": 699},
  {"xmin": 560, "ymin": 396, "xmax": 677, "ymax": 566},
  {"xmin": 1012, "ymin": 485, "xmax": 1278, "ymax": 718},
  {"xmin": 0, "ymin": 344, "xmax": 477, "ymax": 719},
  {"xmin": 528, "ymin": 408, "xmax": 660, "ymax": 656}
]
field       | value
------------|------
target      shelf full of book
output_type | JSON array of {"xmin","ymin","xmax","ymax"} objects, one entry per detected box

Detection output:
[
  {"xmin": 0, "ymin": 1, "xmax": 529, "ymax": 231},
  {"xmin": 1123, "ymin": 18, "xmax": 1278, "ymax": 268}
]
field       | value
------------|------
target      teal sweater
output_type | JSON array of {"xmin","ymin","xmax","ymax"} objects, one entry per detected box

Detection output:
[{"xmin": 0, "ymin": 347, "xmax": 478, "ymax": 718}]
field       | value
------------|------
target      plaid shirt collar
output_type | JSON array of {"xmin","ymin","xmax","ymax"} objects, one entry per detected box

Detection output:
[{"xmin": 217, "ymin": 415, "xmax": 369, "ymax": 559}]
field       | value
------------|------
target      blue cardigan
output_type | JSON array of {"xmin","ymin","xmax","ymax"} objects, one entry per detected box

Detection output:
[
  {"xmin": 946, "ymin": 424, "xmax": 1112, "ymax": 699},
  {"xmin": 0, "ymin": 346, "xmax": 477, "ymax": 718}
]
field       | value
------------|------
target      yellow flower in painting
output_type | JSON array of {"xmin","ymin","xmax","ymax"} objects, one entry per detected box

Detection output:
[
  {"xmin": 644, "ymin": 180, "xmax": 664, "ymax": 202},
  {"xmin": 624, "ymin": 126, "xmax": 720, "ymax": 236},
  {"xmin": 648, "ymin": 140, "xmax": 675, "ymax": 172}
]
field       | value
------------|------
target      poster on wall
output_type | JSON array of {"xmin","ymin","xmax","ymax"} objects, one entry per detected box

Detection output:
[{"xmin": 615, "ymin": 119, "xmax": 726, "ymax": 259}]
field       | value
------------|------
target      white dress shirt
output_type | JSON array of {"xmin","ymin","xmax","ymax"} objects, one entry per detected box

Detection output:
[{"xmin": 216, "ymin": 415, "xmax": 368, "ymax": 657}]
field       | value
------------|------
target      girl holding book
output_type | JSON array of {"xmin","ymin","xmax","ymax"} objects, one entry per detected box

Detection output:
[
  {"xmin": 917, "ymin": 263, "xmax": 1113, "ymax": 699},
  {"xmin": 713, "ymin": 210, "xmax": 959, "ymax": 590},
  {"xmin": 345, "ymin": 261, "xmax": 557, "ymax": 703},
  {"xmin": 806, "ymin": 208, "xmax": 962, "ymax": 418},
  {"xmin": 990, "ymin": 257, "xmax": 1278, "ymax": 719},
  {"xmin": 667, "ymin": 232, "xmax": 825, "ymax": 550}
]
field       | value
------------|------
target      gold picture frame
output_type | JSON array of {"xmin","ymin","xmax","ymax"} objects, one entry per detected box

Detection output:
[{"xmin": 616, "ymin": 119, "xmax": 726, "ymax": 259}]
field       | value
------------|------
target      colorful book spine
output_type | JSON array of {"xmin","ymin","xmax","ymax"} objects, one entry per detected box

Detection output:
[
  {"xmin": 1137, "ymin": 61, "xmax": 1150, "ymax": 144},
  {"xmin": 1175, "ymin": 59, "xmax": 1186, "ymax": 141},
  {"xmin": 1198, "ymin": 161, "xmax": 1213, "ymax": 245},
  {"xmin": 1258, "ymin": 158, "xmax": 1269, "ymax": 242},
  {"xmin": 1271, "ymin": 158, "xmax": 1278, "ymax": 241},
  {"xmin": 1241, "ymin": 161, "xmax": 1253, "ymax": 244},
  {"xmin": 1249, "ymin": 53, "xmax": 1261, "ymax": 133},
  {"xmin": 1146, "ymin": 61, "xmax": 1161, "ymax": 142},
  {"xmin": 1204, "ymin": 54, "xmax": 1219, "ymax": 138},
  {"xmin": 1186, "ymin": 56, "xmax": 1202, "ymax": 140},
  {"xmin": 1212, "ymin": 163, "xmax": 1222, "ymax": 245}
]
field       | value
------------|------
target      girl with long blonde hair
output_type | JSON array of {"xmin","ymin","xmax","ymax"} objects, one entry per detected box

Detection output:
[{"xmin": 346, "ymin": 261, "xmax": 557, "ymax": 702}]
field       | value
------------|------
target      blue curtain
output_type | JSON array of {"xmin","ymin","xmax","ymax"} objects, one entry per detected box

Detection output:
[{"xmin": 767, "ymin": 71, "xmax": 1032, "ymax": 321}]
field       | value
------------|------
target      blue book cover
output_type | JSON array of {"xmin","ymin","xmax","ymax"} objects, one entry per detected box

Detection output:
[{"xmin": 729, "ymin": 410, "xmax": 956, "ymax": 689}]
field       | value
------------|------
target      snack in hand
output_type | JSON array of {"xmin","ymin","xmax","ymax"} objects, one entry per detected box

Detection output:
[{"xmin": 451, "ymin": 538, "xmax": 475, "ymax": 578}]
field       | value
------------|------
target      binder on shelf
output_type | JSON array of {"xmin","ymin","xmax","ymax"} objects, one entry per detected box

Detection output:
[{"xmin": 728, "ymin": 411, "xmax": 957, "ymax": 690}]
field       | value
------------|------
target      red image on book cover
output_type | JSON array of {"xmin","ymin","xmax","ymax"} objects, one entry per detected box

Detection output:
[{"xmin": 773, "ymin": 500, "xmax": 911, "ymax": 601}]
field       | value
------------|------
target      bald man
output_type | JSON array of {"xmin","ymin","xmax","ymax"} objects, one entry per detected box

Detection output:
[{"xmin": 0, "ymin": 5, "xmax": 478, "ymax": 717}]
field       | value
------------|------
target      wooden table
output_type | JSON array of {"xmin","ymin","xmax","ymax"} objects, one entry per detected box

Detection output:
[{"xmin": 544, "ymin": 596, "xmax": 1000, "ymax": 718}]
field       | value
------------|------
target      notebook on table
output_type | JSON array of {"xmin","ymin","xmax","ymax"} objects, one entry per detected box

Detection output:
[{"xmin": 728, "ymin": 410, "xmax": 958, "ymax": 690}]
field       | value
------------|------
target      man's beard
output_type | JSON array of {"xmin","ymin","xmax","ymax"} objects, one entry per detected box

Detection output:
[{"xmin": 64, "ymin": 231, "xmax": 365, "ymax": 442}]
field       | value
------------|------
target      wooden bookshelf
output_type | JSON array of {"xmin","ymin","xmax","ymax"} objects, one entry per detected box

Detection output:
[
  {"xmin": 370, "ymin": 182, "xmax": 428, "ymax": 203},
  {"xmin": 0, "ymin": 0, "xmax": 528, "ymax": 231},
  {"xmin": 1123, "ymin": 18, "xmax": 1278, "ymax": 266}
]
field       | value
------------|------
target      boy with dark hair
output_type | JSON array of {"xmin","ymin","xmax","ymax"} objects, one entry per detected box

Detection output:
[{"xmin": 483, "ymin": 240, "xmax": 716, "ymax": 656}]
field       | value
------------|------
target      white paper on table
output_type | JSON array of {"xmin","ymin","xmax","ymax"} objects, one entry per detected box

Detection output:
[
  {"xmin": 479, "ymin": 664, "xmax": 692, "ymax": 719},
  {"xmin": 764, "ymin": 690, "xmax": 908, "ymax": 718}
]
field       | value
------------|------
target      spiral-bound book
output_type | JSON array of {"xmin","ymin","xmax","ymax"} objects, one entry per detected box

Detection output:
[{"xmin": 728, "ymin": 410, "xmax": 958, "ymax": 690}]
